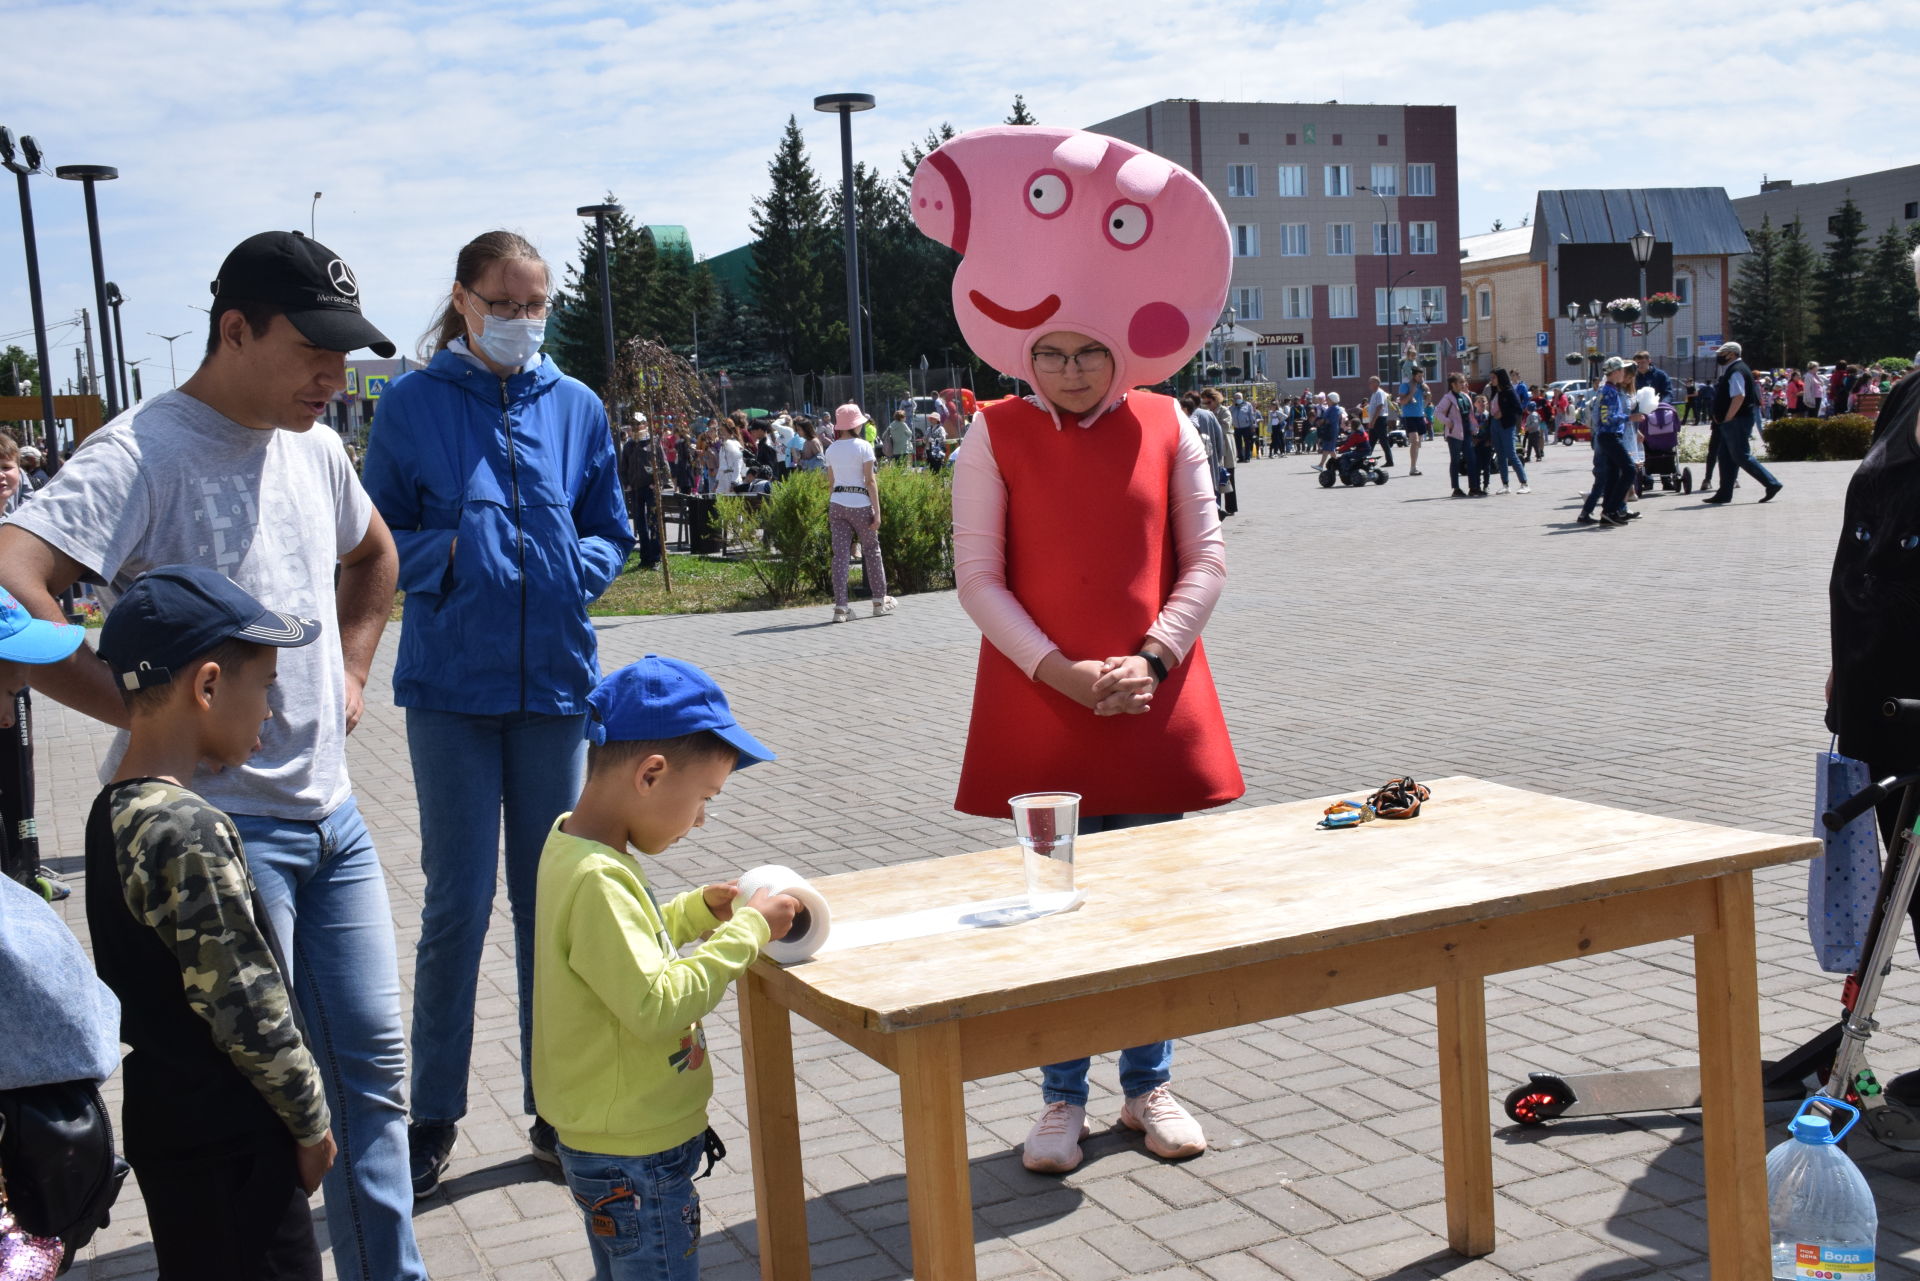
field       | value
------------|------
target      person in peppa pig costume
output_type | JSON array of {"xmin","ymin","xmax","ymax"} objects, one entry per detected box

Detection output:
[{"xmin": 912, "ymin": 126, "xmax": 1244, "ymax": 1174}]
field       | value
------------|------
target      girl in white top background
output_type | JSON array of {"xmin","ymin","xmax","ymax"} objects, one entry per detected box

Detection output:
[{"xmin": 824, "ymin": 402, "xmax": 895, "ymax": 623}]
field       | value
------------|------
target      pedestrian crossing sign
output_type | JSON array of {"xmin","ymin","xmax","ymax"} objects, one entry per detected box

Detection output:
[{"xmin": 364, "ymin": 374, "xmax": 389, "ymax": 400}]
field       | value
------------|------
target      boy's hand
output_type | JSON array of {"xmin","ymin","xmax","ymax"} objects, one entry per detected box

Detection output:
[
  {"xmin": 745, "ymin": 888, "xmax": 801, "ymax": 940},
  {"xmin": 704, "ymin": 881, "xmax": 741, "ymax": 921},
  {"xmin": 297, "ymin": 1130, "xmax": 337, "ymax": 1195}
]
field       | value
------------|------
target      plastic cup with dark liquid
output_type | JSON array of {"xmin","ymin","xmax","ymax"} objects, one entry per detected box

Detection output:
[{"xmin": 1010, "ymin": 791, "xmax": 1080, "ymax": 907}]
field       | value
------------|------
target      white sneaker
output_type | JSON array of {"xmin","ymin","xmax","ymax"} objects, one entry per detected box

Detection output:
[
  {"xmin": 831, "ymin": 606, "xmax": 852, "ymax": 624},
  {"xmin": 872, "ymin": 596, "xmax": 897, "ymax": 618},
  {"xmin": 1118, "ymin": 1086, "xmax": 1207, "ymax": 1160},
  {"xmin": 1517, "ymin": 484, "xmax": 1531, "ymax": 494},
  {"xmin": 1021, "ymin": 1102, "xmax": 1089, "ymax": 1173},
  {"xmin": 1499, "ymin": 486, "xmax": 1511, "ymax": 495}
]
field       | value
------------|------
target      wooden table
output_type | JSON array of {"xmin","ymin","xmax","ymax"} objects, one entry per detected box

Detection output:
[{"xmin": 737, "ymin": 777, "xmax": 1817, "ymax": 1279}]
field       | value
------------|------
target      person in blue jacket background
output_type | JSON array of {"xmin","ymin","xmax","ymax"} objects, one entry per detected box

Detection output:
[{"xmin": 359, "ymin": 230, "xmax": 633, "ymax": 1195}]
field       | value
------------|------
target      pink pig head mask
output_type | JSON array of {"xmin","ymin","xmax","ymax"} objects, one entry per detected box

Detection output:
[{"xmin": 910, "ymin": 126, "xmax": 1231, "ymax": 425}]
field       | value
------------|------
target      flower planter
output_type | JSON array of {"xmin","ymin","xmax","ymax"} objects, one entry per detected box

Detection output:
[
  {"xmin": 1605, "ymin": 306, "xmax": 1644, "ymax": 325},
  {"xmin": 1645, "ymin": 300, "xmax": 1680, "ymax": 319}
]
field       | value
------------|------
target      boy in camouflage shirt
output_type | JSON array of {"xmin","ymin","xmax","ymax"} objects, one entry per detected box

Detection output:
[{"xmin": 86, "ymin": 566, "xmax": 334, "ymax": 1281}]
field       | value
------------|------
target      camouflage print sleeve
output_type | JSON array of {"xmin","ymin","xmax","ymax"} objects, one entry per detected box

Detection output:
[{"xmin": 113, "ymin": 783, "xmax": 331, "ymax": 1147}]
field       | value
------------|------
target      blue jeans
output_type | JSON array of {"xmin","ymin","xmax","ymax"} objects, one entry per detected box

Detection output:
[
  {"xmin": 1040, "ymin": 813, "xmax": 1179, "ymax": 1106},
  {"xmin": 233, "ymin": 797, "xmax": 424, "ymax": 1281},
  {"xmin": 558, "ymin": 1136, "xmax": 706, "ymax": 1281},
  {"xmin": 1446, "ymin": 436, "xmax": 1479, "ymax": 492},
  {"xmin": 406, "ymin": 707, "xmax": 588, "ymax": 1122},
  {"xmin": 1711, "ymin": 417, "xmax": 1779, "ymax": 498},
  {"xmin": 1489, "ymin": 426, "xmax": 1527, "ymax": 486}
]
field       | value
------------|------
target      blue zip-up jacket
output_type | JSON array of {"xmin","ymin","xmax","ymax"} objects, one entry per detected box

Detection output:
[{"xmin": 361, "ymin": 349, "xmax": 634, "ymax": 716}]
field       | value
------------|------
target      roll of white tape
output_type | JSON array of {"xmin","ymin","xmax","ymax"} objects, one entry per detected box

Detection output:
[{"xmin": 735, "ymin": 864, "xmax": 833, "ymax": 964}]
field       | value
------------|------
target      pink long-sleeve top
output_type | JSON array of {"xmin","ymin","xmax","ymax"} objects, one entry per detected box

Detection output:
[{"xmin": 952, "ymin": 401, "xmax": 1227, "ymax": 679}]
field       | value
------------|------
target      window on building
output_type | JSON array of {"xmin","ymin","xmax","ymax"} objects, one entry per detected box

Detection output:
[
  {"xmin": 1282, "ymin": 286, "xmax": 1312, "ymax": 320},
  {"xmin": 1378, "ymin": 342, "xmax": 1439, "ymax": 382},
  {"xmin": 1372, "ymin": 222, "xmax": 1400, "ymax": 255},
  {"xmin": 1331, "ymin": 344, "xmax": 1359, "ymax": 378},
  {"xmin": 1409, "ymin": 221, "xmax": 1438, "ymax": 255},
  {"xmin": 1324, "ymin": 164, "xmax": 1351, "ymax": 197},
  {"xmin": 1477, "ymin": 288, "xmax": 1492, "ymax": 319},
  {"xmin": 1673, "ymin": 275, "xmax": 1693, "ymax": 306},
  {"xmin": 1369, "ymin": 164, "xmax": 1397, "ymax": 196},
  {"xmin": 1407, "ymin": 163, "xmax": 1436, "ymax": 197},
  {"xmin": 1374, "ymin": 286, "xmax": 1444, "ymax": 324},
  {"xmin": 1674, "ymin": 331, "xmax": 1691, "ymax": 359},
  {"xmin": 1226, "ymin": 163, "xmax": 1257, "ymax": 198},
  {"xmin": 1233, "ymin": 224, "xmax": 1260, "ymax": 257},
  {"xmin": 1327, "ymin": 223, "xmax": 1354, "ymax": 256},
  {"xmin": 1235, "ymin": 287, "xmax": 1263, "ymax": 322},
  {"xmin": 1284, "ymin": 346, "xmax": 1315, "ymax": 381},
  {"xmin": 1907, "ymin": 201, "xmax": 1919, "ymax": 220},
  {"xmin": 1251, "ymin": 349, "xmax": 1267, "ymax": 378},
  {"xmin": 1279, "ymin": 223, "xmax": 1310, "ymax": 256},
  {"xmin": 1327, "ymin": 284, "xmax": 1357, "ymax": 318},
  {"xmin": 1276, "ymin": 164, "xmax": 1305, "ymax": 197}
]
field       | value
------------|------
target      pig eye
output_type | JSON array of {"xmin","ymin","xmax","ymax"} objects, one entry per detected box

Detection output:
[
  {"xmin": 1024, "ymin": 170, "xmax": 1070, "ymax": 219},
  {"xmin": 1104, "ymin": 201, "xmax": 1152, "ymax": 249}
]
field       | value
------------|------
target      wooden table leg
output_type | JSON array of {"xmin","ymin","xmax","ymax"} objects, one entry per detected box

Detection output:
[
  {"xmin": 1694, "ymin": 871, "xmax": 1769, "ymax": 1278},
  {"xmin": 1436, "ymin": 975, "xmax": 1496, "ymax": 1256},
  {"xmin": 738, "ymin": 970, "xmax": 809, "ymax": 1281},
  {"xmin": 897, "ymin": 1021, "xmax": 975, "ymax": 1281}
]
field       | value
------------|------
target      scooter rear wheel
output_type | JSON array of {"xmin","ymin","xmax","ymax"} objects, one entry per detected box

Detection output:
[{"xmin": 1504, "ymin": 1081, "xmax": 1573, "ymax": 1126}]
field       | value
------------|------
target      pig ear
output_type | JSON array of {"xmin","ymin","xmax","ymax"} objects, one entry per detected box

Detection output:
[
  {"xmin": 1051, "ymin": 131, "xmax": 1109, "ymax": 175},
  {"xmin": 1115, "ymin": 152, "xmax": 1175, "ymax": 203}
]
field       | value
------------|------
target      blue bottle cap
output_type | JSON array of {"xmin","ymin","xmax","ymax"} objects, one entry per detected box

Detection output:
[{"xmin": 1792, "ymin": 1113, "xmax": 1839, "ymax": 1144}]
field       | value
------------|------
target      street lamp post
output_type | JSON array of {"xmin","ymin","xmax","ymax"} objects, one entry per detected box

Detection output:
[
  {"xmin": 814, "ymin": 92, "xmax": 876, "ymax": 413},
  {"xmin": 149, "ymin": 330, "xmax": 189, "ymax": 388},
  {"xmin": 576, "ymin": 202, "xmax": 622, "ymax": 416},
  {"xmin": 0, "ymin": 128, "xmax": 59, "ymax": 449},
  {"xmin": 106, "ymin": 282, "xmax": 130, "ymax": 410},
  {"xmin": 311, "ymin": 191, "xmax": 322, "ymax": 238},
  {"xmin": 55, "ymin": 163, "xmax": 121, "ymax": 420}
]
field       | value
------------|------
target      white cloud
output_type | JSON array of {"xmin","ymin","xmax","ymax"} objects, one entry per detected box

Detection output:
[{"xmin": 3, "ymin": 0, "xmax": 1918, "ymax": 385}]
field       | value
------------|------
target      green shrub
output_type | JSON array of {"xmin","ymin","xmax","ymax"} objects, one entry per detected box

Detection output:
[
  {"xmin": 873, "ymin": 465, "xmax": 954, "ymax": 595},
  {"xmin": 1818, "ymin": 414, "xmax": 1875, "ymax": 461},
  {"xmin": 716, "ymin": 466, "xmax": 954, "ymax": 602},
  {"xmin": 1877, "ymin": 357, "xmax": 1913, "ymax": 375},
  {"xmin": 1761, "ymin": 417, "xmax": 1822, "ymax": 462}
]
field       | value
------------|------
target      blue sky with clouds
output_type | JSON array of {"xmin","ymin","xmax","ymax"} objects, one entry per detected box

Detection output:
[{"xmin": 4, "ymin": 0, "xmax": 1919, "ymax": 390}]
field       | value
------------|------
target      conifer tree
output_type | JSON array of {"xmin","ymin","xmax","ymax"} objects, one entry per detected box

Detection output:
[
  {"xmin": 1865, "ymin": 221, "xmax": 1920, "ymax": 362},
  {"xmin": 749, "ymin": 116, "xmax": 830, "ymax": 373},
  {"xmin": 1005, "ymin": 94, "xmax": 1038, "ymax": 125},
  {"xmin": 1775, "ymin": 218, "xmax": 1819, "ymax": 367},
  {"xmin": 1729, "ymin": 216, "xmax": 1779, "ymax": 363},
  {"xmin": 1816, "ymin": 195, "xmax": 1872, "ymax": 360},
  {"xmin": 550, "ymin": 197, "xmax": 656, "ymax": 393}
]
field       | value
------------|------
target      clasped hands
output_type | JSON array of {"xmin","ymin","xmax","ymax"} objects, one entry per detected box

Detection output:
[{"xmin": 1039, "ymin": 650, "xmax": 1159, "ymax": 717}]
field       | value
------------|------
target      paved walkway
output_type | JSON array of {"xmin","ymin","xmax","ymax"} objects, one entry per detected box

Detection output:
[{"xmin": 44, "ymin": 446, "xmax": 1920, "ymax": 1280}]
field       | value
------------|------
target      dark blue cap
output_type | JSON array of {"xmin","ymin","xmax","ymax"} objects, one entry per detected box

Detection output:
[
  {"xmin": 98, "ymin": 564, "xmax": 322, "ymax": 691},
  {"xmin": 585, "ymin": 655, "xmax": 776, "ymax": 770}
]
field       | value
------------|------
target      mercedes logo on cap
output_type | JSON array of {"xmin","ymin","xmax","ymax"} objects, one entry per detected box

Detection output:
[{"xmin": 327, "ymin": 259, "xmax": 359, "ymax": 298}]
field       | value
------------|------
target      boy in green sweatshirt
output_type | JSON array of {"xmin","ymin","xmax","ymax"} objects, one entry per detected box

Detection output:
[{"xmin": 533, "ymin": 654, "xmax": 799, "ymax": 1281}]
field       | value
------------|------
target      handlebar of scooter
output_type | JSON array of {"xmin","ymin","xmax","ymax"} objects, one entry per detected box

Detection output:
[
  {"xmin": 1825, "ymin": 780, "xmax": 1891, "ymax": 832},
  {"xmin": 1884, "ymin": 699, "xmax": 1920, "ymax": 725}
]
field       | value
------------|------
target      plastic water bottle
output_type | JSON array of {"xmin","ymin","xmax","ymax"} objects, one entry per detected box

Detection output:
[{"xmin": 1768, "ymin": 1098, "xmax": 1876, "ymax": 1279}]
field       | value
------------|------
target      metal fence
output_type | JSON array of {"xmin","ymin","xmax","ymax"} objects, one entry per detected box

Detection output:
[{"xmin": 697, "ymin": 365, "xmax": 981, "ymax": 419}]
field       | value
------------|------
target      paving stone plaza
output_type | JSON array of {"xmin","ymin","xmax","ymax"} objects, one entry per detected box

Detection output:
[{"xmin": 43, "ymin": 448, "xmax": 1920, "ymax": 1280}]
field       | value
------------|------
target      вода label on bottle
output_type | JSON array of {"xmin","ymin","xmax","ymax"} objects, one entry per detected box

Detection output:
[{"xmin": 1796, "ymin": 1243, "xmax": 1874, "ymax": 1278}]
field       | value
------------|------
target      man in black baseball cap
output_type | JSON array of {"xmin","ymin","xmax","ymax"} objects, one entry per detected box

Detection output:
[
  {"xmin": 0, "ymin": 226, "xmax": 416, "ymax": 1278},
  {"xmin": 210, "ymin": 230, "xmax": 395, "ymax": 359}
]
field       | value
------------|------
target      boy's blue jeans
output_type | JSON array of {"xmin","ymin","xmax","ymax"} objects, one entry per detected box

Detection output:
[
  {"xmin": 558, "ymin": 1135, "xmax": 707, "ymax": 1281},
  {"xmin": 234, "ymin": 796, "xmax": 425, "ymax": 1281},
  {"xmin": 405, "ymin": 707, "xmax": 588, "ymax": 1123},
  {"xmin": 1040, "ymin": 813, "xmax": 1179, "ymax": 1106}
]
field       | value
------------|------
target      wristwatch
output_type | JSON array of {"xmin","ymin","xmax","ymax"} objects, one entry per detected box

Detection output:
[{"xmin": 1136, "ymin": 651, "xmax": 1169, "ymax": 684}]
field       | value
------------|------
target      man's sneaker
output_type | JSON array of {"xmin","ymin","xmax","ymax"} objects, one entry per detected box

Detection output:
[
  {"xmin": 1119, "ymin": 1087, "xmax": 1207, "ymax": 1160},
  {"xmin": 872, "ymin": 595, "xmax": 897, "ymax": 618},
  {"xmin": 1021, "ymin": 1102, "xmax": 1089, "ymax": 1174},
  {"xmin": 1761, "ymin": 483, "xmax": 1784, "ymax": 503},
  {"xmin": 409, "ymin": 1121, "xmax": 458, "ymax": 1197},
  {"xmin": 1701, "ymin": 494, "xmax": 1732, "ymax": 505},
  {"xmin": 1575, "ymin": 514, "xmax": 1597, "ymax": 524},
  {"xmin": 1498, "ymin": 486, "xmax": 1511, "ymax": 495},
  {"xmin": 1517, "ymin": 485, "xmax": 1530, "ymax": 494},
  {"xmin": 1600, "ymin": 512, "xmax": 1631, "ymax": 527},
  {"xmin": 529, "ymin": 1117, "xmax": 560, "ymax": 1167}
]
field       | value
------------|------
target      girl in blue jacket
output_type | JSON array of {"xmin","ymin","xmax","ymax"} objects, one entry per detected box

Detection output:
[{"xmin": 359, "ymin": 230, "xmax": 633, "ymax": 1194}]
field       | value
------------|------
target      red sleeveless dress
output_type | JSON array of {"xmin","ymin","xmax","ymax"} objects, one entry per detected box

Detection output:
[{"xmin": 954, "ymin": 392, "xmax": 1244, "ymax": 819}]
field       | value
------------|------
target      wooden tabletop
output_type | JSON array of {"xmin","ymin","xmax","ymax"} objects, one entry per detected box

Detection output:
[{"xmin": 753, "ymin": 777, "xmax": 1818, "ymax": 1032}]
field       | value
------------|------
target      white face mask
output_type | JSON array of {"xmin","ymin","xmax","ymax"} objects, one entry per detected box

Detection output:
[{"xmin": 471, "ymin": 313, "xmax": 546, "ymax": 369}]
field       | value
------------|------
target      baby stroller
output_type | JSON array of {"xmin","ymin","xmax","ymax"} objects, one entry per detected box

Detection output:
[
  {"xmin": 1319, "ymin": 425, "xmax": 1389, "ymax": 488},
  {"xmin": 1639, "ymin": 400, "xmax": 1692, "ymax": 494}
]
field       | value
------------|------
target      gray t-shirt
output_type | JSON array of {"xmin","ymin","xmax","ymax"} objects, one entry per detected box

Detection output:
[{"xmin": 5, "ymin": 390, "xmax": 372, "ymax": 820}]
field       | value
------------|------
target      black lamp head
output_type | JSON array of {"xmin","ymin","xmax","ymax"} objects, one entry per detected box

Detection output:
[{"xmin": 55, "ymin": 164, "xmax": 118, "ymax": 183}]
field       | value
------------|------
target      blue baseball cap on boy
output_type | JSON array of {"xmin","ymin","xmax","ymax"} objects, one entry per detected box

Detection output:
[
  {"xmin": 0, "ymin": 587, "xmax": 86, "ymax": 664},
  {"xmin": 98, "ymin": 564, "xmax": 322, "ymax": 691},
  {"xmin": 586, "ymin": 655, "xmax": 776, "ymax": 770}
]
